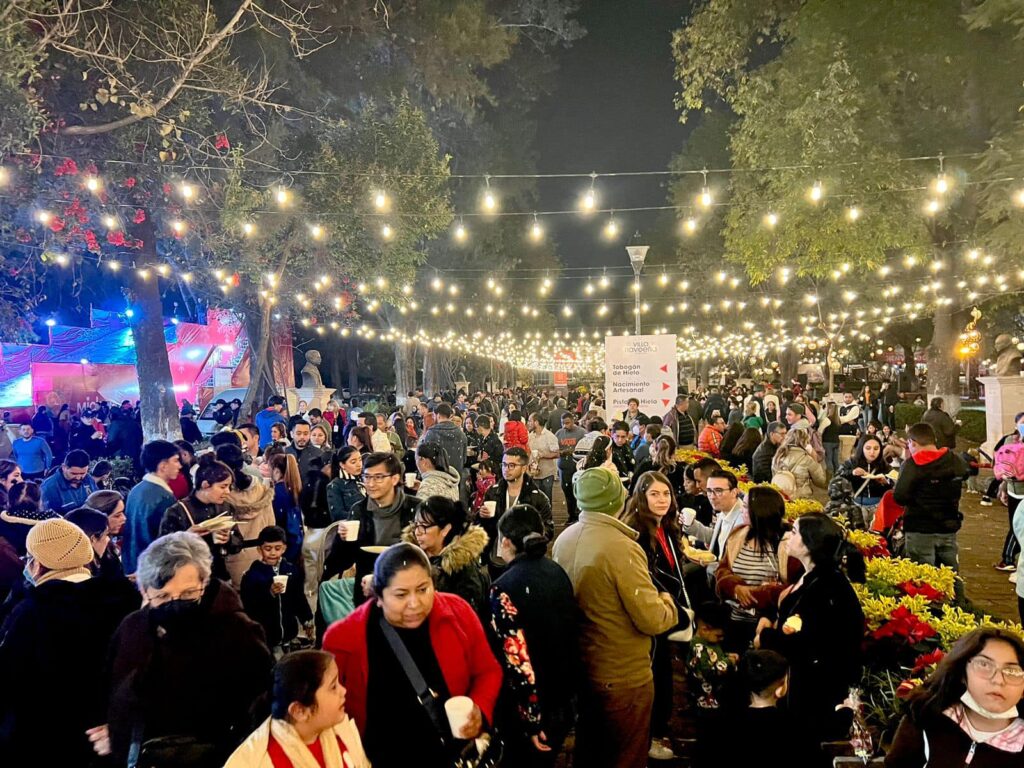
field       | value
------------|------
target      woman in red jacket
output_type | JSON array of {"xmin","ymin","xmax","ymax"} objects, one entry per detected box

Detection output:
[
  {"xmin": 502, "ymin": 410, "xmax": 529, "ymax": 451},
  {"xmin": 323, "ymin": 542, "xmax": 502, "ymax": 766}
]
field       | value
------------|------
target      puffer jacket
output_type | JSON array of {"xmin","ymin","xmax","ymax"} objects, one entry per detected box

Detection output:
[
  {"xmin": 420, "ymin": 420, "xmax": 469, "ymax": 474},
  {"xmin": 502, "ymin": 419, "xmax": 529, "ymax": 452},
  {"xmin": 402, "ymin": 523, "xmax": 490, "ymax": 619},
  {"xmin": 225, "ymin": 481, "xmax": 275, "ymax": 587},
  {"xmin": 416, "ymin": 466, "xmax": 461, "ymax": 502},
  {"xmin": 772, "ymin": 446, "xmax": 826, "ymax": 499}
]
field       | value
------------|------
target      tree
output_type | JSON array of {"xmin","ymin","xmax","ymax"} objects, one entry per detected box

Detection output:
[
  {"xmin": 0, "ymin": 0, "xmax": 327, "ymax": 439},
  {"xmin": 672, "ymin": 0, "xmax": 1024, "ymax": 410}
]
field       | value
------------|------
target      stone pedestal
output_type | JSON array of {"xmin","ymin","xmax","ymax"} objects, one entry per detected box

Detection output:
[
  {"xmin": 286, "ymin": 386, "xmax": 336, "ymax": 415},
  {"xmin": 978, "ymin": 376, "xmax": 1024, "ymax": 456}
]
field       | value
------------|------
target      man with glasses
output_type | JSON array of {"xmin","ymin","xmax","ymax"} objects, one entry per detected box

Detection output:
[
  {"xmin": 893, "ymin": 422, "xmax": 968, "ymax": 599},
  {"xmin": 481, "ymin": 447, "xmax": 553, "ymax": 577},
  {"xmin": 681, "ymin": 468, "xmax": 748, "ymax": 567},
  {"xmin": 322, "ymin": 452, "xmax": 418, "ymax": 605},
  {"xmin": 751, "ymin": 421, "xmax": 788, "ymax": 483}
]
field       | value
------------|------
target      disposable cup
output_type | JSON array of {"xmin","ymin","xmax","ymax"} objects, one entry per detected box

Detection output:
[
  {"xmin": 344, "ymin": 520, "xmax": 361, "ymax": 542},
  {"xmin": 405, "ymin": 473, "xmax": 417, "ymax": 487},
  {"xmin": 444, "ymin": 696, "xmax": 474, "ymax": 737},
  {"xmin": 273, "ymin": 574, "xmax": 289, "ymax": 588},
  {"xmin": 480, "ymin": 500, "xmax": 497, "ymax": 518}
]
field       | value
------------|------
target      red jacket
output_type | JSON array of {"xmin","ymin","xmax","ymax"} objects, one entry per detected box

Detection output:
[
  {"xmin": 697, "ymin": 425, "xmax": 723, "ymax": 457},
  {"xmin": 323, "ymin": 592, "xmax": 503, "ymax": 736},
  {"xmin": 503, "ymin": 420, "xmax": 529, "ymax": 451}
]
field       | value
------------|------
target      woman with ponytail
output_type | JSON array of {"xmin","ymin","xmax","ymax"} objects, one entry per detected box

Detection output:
[
  {"xmin": 490, "ymin": 504, "xmax": 578, "ymax": 766},
  {"xmin": 218, "ymin": 443, "xmax": 275, "ymax": 587},
  {"xmin": 754, "ymin": 512, "xmax": 865, "ymax": 764}
]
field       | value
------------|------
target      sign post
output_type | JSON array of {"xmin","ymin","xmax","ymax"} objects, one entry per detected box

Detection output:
[{"xmin": 604, "ymin": 335, "xmax": 678, "ymax": 420}]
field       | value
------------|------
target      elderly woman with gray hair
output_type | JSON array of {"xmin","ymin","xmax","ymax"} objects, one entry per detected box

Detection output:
[{"xmin": 90, "ymin": 532, "xmax": 273, "ymax": 767}]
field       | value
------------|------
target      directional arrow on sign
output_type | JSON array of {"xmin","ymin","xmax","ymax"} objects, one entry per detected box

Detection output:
[
  {"xmin": 659, "ymin": 364, "xmax": 668, "ymax": 373},
  {"xmin": 661, "ymin": 399, "xmax": 670, "ymax": 407},
  {"xmin": 662, "ymin": 382, "xmax": 671, "ymax": 390}
]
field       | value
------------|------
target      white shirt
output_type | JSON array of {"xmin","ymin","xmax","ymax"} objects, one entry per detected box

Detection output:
[
  {"xmin": 528, "ymin": 428, "xmax": 559, "ymax": 479},
  {"xmin": 371, "ymin": 430, "xmax": 391, "ymax": 453}
]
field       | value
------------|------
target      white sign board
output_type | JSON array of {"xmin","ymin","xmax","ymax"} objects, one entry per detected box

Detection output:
[{"xmin": 604, "ymin": 335, "xmax": 678, "ymax": 419}]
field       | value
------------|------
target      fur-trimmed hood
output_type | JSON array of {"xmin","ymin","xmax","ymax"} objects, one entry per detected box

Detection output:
[
  {"xmin": 228, "ymin": 481, "xmax": 273, "ymax": 520},
  {"xmin": 402, "ymin": 523, "xmax": 489, "ymax": 576}
]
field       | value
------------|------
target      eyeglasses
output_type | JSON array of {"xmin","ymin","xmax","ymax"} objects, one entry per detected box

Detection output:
[
  {"xmin": 412, "ymin": 523, "xmax": 439, "ymax": 536},
  {"xmin": 968, "ymin": 657, "xmax": 1024, "ymax": 684},
  {"xmin": 362, "ymin": 472, "xmax": 397, "ymax": 483},
  {"xmin": 148, "ymin": 585, "xmax": 206, "ymax": 607},
  {"xmin": 501, "ymin": 462, "xmax": 525, "ymax": 470},
  {"xmin": 705, "ymin": 487, "xmax": 732, "ymax": 497}
]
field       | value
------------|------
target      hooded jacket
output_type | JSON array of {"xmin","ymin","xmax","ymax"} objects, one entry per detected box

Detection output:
[
  {"xmin": 416, "ymin": 466, "xmax": 462, "ymax": 502},
  {"xmin": 401, "ymin": 523, "xmax": 490, "ymax": 618},
  {"xmin": 225, "ymin": 481, "xmax": 276, "ymax": 586},
  {"xmin": 420, "ymin": 419, "xmax": 469, "ymax": 474},
  {"xmin": 224, "ymin": 715, "xmax": 370, "ymax": 768},
  {"xmin": 502, "ymin": 419, "xmax": 530, "ymax": 452},
  {"xmin": 893, "ymin": 447, "xmax": 968, "ymax": 533},
  {"xmin": 772, "ymin": 446, "xmax": 827, "ymax": 499}
]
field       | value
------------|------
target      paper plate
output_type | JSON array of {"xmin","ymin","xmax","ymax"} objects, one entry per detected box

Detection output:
[{"xmin": 360, "ymin": 545, "xmax": 388, "ymax": 554}]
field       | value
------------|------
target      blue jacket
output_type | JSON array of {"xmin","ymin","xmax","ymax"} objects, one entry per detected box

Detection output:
[
  {"xmin": 11, "ymin": 437, "xmax": 52, "ymax": 475},
  {"xmin": 122, "ymin": 476, "xmax": 176, "ymax": 574},
  {"xmin": 40, "ymin": 471, "xmax": 99, "ymax": 514},
  {"xmin": 255, "ymin": 408, "xmax": 287, "ymax": 449}
]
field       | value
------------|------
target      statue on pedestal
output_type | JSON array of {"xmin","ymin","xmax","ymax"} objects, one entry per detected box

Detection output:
[
  {"xmin": 300, "ymin": 349, "xmax": 325, "ymax": 389},
  {"xmin": 993, "ymin": 334, "xmax": 1022, "ymax": 377}
]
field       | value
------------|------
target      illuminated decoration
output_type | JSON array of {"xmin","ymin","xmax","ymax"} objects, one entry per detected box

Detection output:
[
  {"xmin": 275, "ymin": 186, "xmax": 290, "ymax": 206},
  {"xmin": 847, "ymin": 206, "xmax": 861, "ymax": 222},
  {"xmin": 530, "ymin": 214, "xmax": 543, "ymax": 241},
  {"xmin": 764, "ymin": 211, "xmax": 778, "ymax": 228},
  {"xmin": 481, "ymin": 176, "xmax": 498, "ymax": 212},
  {"xmin": 374, "ymin": 191, "xmax": 388, "ymax": 210},
  {"xmin": 381, "ymin": 223, "xmax": 393, "ymax": 239},
  {"xmin": 808, "ymin": 180, "xmax": 823, "ymax": 202},
  {"xmin": 85, "ymin": 176, "xmax": 101, "ymax": 193},
  {"xmin": 604, "ymin": 216, "xmax": 619, "ymax": 238},
  {"xmin": 958, "ymin": 307, "xmax": 982, "ymax": 358}
]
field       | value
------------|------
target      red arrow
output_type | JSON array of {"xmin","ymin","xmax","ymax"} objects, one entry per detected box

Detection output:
[
  {"xmin": 661, "ymin": 399, "xmax": 670, "ymax": 407},
  {"xmin": 659, "ymin": 364, "xmax": 668, "ymax": 373},
  {"xmin": 662, "ymin": 382, "xmax": 672, "ymax": 390}
]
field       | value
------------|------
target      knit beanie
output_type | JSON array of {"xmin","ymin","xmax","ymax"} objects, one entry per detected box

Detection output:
[
  {"xmin": 573, "ymin": 467, "xmax": 627, "ymax": 516},
  {"xmin": 26, "ymin": 518, "xmax": 95, "ymax": 571}
]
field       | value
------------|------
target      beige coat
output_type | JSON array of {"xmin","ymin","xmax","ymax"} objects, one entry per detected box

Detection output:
[
  {"xmin": 772, "ymin": 445, "xmax": 827, "ymax": 499},
  {"xmin": 552, "ymin": 511, "xmax": 677, "ymax": 688},
  {"xmin": 225, "ymin": 482, "xmax": 275, "ymax": 587},
  {"xmin": 224, "ymin": 716, "xmax": 370, "ymax": 768}
]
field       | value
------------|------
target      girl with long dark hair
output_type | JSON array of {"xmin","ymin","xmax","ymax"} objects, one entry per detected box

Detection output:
[
  {"xmin": 838, "ymin": 435, "xmax": 891, "ymax": 515},
  {"xmin": 886, "ymin": 628, "xmax": 1024, "ymax": 767}
]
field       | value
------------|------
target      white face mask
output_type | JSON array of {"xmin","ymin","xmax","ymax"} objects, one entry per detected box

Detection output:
[{"xmin": 961, "ymin": 691, "xmax": 1020, "ymax": 720}]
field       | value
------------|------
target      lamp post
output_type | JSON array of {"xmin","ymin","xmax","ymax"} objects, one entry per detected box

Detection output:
[{"xmin": 626, "ymin": 232, "xmax": 649, "ymax": 335}]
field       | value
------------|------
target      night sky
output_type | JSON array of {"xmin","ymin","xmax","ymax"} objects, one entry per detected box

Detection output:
[{"xmin": 536, "ymin": 0, "xmax": 693, "ymax": 276}]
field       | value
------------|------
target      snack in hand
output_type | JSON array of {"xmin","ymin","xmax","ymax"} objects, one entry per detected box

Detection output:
[{"xmin": 782, "ymin": 614, "xmax": 803, "ymax": 634}]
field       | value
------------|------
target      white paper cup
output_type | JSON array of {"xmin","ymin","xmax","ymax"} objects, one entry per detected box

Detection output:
[
  {"xmin": 405, "ymin": 472, "xmax": 417, "ymax": 487},
  {"xmin": 344, "ymin": 520, "xmax": 361, "ymax": 542},
  {"xmin": 444, "ymin": 695, "xmax": 474, "ymax": 737},
  {"xmin": 480, "ymin": 500, "xmax": 497, "ymax": 518},
  {"xmin": 273, "ymin": 574, "xmax": 289, "ymax": 588}
]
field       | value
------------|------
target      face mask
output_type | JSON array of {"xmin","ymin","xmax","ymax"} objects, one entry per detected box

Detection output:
[
  {"xmin": 961, "ymin": 690, "xmax": 1020, "ymax": 720},
  {"xmin": 150, "ymin": 598, "xmax": 202, "ymax": 631},
  {"xmin": 22, "ymin": 567, "xmax": 35, "ymax": 586},
  {"xmin": 1017, "ymin": 423, "xmax": 1024, "ymax": 438}
]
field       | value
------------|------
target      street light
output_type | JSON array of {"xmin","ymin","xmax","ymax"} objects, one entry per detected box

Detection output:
[{"xmin": 626, "ymin": 232, "xmax": 649, "ymax": 335}]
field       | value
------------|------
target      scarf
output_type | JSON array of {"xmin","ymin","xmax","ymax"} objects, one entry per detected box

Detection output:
[
  {"xmin": 340, "ymin": 470, "xmax": 366, "ymax": 497},
  {"xmin": 269, "ymin": 718, "xmax": 347, "ymax": 768},
  {"xmin": 143, "ymin": 472, "xmax": 174, "ymax": 496}
]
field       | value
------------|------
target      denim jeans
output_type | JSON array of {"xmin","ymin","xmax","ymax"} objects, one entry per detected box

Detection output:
[
  {"xmin": 824, "ymin": 442, "xmax": 840, "ymax": 474},
  {"xmin": 536, "ymin": 475, "xmax": 555, "ymax": 506},
  {"xmin": 905, "ymin": 532, "xmax": 962, "ymax": 599}
]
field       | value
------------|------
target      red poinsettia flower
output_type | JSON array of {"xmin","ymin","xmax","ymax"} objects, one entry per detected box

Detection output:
[
  {"xmin": 49, "ymin": 217, "xmax": 66, "ymax": 233},
  {"xmin": 124, "ymin": 177, "xmax": 137, "ymax": 189},
  {"xmin": 133, "ymin": 209, "xmax": 146, "ymax": 224},
  {"xmin": 162, "ymin": 183, "xmax": 172, "ymax": 196},
  {"xmin": 84, "ymin": 230, "xmax": 100, "ymax": 253},
  {"xmin": 107, "ymin": 230, "xmax": 126, "ymax": 247},
  {"xmin": 899, "ymin": 581, "xmax": 944, "ymax": 602},
  {"xmin": 912, "ymin": 649, "xmax": 945, "ymax": 674},
  {"xmin": 214, "ymin": 133, "xmax": 230, "ymax": 150},
  {"xmin": 55, "ymin": 158, "xmax": 79, "ymax": 176},
  {"xmin": 896, "ymin": 678, "xmax": 922, "ymax": 699},
  {"xmin": 871, "ymin": 606, "xmax": 937, "ymax": 644}
]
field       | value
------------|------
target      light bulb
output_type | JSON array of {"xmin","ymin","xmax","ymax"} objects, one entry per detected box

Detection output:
[
  {"xmin": 103, "ymin": 215, "xmax": 117, "ymax": 229},
  {"xmin": 1015, "ymin": 189, "xmax": 1024, "ymax": 207},
  {"xmin": 374, "ymin": 191, "xmax": 387, "ymax": 209},
  {"xmin": 454, "ymin": 223, "xmax": 467, "ymax": 241},
  {"xmin": 275, "ymin": 187, "xmax": 289, "ymax": 205},
  {"xmin": 809, "ymin": 181, "xmax": 823, "ymax": 202},
  {"xmin": 431, "ymin": 277, "xmax": 442, "ymax": 291},
  {"xmin": 925, "ymin": 199, "xmax": 940, "ymax": 215},
  {"xmin": 381, "ymin": 223, "xmax": 393, "ymax": 239},
  {"xmin": 482, "ymin": 190, "xmax": 497, "ymax": 211},
  {"xmin": 180, "ymin": 183, "xmax": 194, "ymax": 200},
  {"xmin": 243, "ymin": 222, "xmax": 255, "ymax": 236},
  {"xmin": 86, "ymin": 176, "xmax": 100, "ymax": 192},
  {"xmin": 698, "ymin": 186, "xmax": 712, "ymax": 208},
  {"xmin": 935, "ymin": 173, "xmax": 949, "ymax": 194},
  {"xmin": 530, "ymin": 221, "xmax": 543, "ymax": 241},
  {"xmin": 581, "ymin": 189, "xmax": 596, "ymax": 211},
  {"xmin": 36, "ymin": 210, "xmax": 52, "ymax": 224},
  {"xmin": 684, "ymin": 217, "xmax": 697, "ymax": 234},
  {"xmin": 171, "ymin": 220, "xmax": 186, "ymax": 234},
  {"xmin": 604, "ymin": 219, "xmax": 618, "ymax": 238},
  {"xmin": 599, "ymin": 275, "xmax": 610, "ymax": 288},
  {"xmin": 764, "ymin": 212, "xmax": 778, "ymax": 228},
  {"xmin": 310, "ymin": 224, "xmax": 323, "ymax": 239}
]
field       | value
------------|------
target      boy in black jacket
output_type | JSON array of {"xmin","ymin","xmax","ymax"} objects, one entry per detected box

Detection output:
[
  {"xmin": 893, "ymin": 422, "xmax": 969, "ymax": 598},
  {"xmin": 240, "ymin": 526, "xmax": 313, "ymax": 655}
]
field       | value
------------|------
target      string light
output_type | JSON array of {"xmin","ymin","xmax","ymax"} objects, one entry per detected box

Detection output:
[
  {"xmin": 36, "ymin": 210, "xmax": 52, "ymax": 224},
  {"xmin": 683, "ymin": 217, "xmax": 698, "ymax": 234},
  {"xmin": 454, "ymin": 219, "xmax": 467, "ymax": 242},
  {"xmin": 924, "ymin": 199, "xmax": 941, "ymax": 215},
  {"xmin": 85, "ymin": 176, "xmax": 101, "ymax": 193},
  {"xmin": 604, "ymin": 216, "xmax": 619, "ymax": 238},
  {"xmin": 180, "ymin": 182, "xmax": 195, "ymax": 200},
  {"xmin": 373, "ymin": 191, "xmax": 388, "ymax": 210},
  {"xmin": 103, "ymin": 215, "xmax": 117, "ymax": 229},
  {"xmin": 242, "ymin": 221, "xmax": 256, "ymax": 236},
  {"xmin": 275, "ymin": 186, "xmax": 290, "ymax": 206},
  {"xmin": 808, "ymin": 180, "xmax": 823, "ymax": 202},
  {"xmin": 580, "ymin": 173, "xmax": 597, "ymax": 211},
  {"xmin": 381, "ymin": 223, "xmax": 393, "ymax": 239},
  {"xmin": 530, "ymin": 215, "xmax": 543, "ymax": 241},
  {"xmin": 481, "ymin": 177, "xmax": 497, "ymax": 212},
  {"xmin": 847, "ymin": 206, "xmax": 860, "ymax": 222},
  {"xmin": 0, "ymin": 167, "xmax": 8, "ymax": 186},
  {"xmin": 309, "ymin": 223, "xmax": 324, "ymax": 239},
  {"xmin": 764, "ymin": 212, "xmax": 778, "ymax": 228},
  {"xmin": 171, "ymin": 220, "xmax": 186, "ymax": 234}
]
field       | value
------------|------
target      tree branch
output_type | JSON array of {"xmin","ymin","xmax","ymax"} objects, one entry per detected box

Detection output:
[{"xmin": 61, "ymin": 0, "xmax": 255, "ymax": 136}]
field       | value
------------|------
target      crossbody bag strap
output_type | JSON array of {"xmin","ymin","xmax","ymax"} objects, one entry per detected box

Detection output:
[
  {"xmin": 378, "ymin": 614, "xmax": 450, "ymax": 742},
  {"xmin": 667, "ymin": 535, "xmax": 692, "ymax": 610}
]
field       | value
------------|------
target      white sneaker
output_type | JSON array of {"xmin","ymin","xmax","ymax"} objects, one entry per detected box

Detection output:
[
  {"xmin": 1010, "ymin": 571, "xmax": 1018, "ymax": 583},
  {"xmin": 648, "ymin": 738, "xmax": 675, "ymax": 760}
]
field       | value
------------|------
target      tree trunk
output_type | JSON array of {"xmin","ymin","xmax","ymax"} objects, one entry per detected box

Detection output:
[
  {"xmin": 346, "ymin": 341, "xmax": 359, "ymax": 394},
  {"xmin": 778, "ymin": 346, "xmax": 799, "ymax": 387},
  {"xmin": 899, "ymin": 344, "xmax": 919, "ymax": 391},
  {"xmin": 394, "ymin": 341, "xmax": 416, "ymax": 397},
  {"xmin": 928, "ymin": 306, "xmax": 962, "ymax": 416},
  {"xmin": 128, "ymin": 271, "xmax": 182, "ymax": 441},
  {"xmin": 240, "ymin": 293, "xmax": 276, "ymax": 422}
]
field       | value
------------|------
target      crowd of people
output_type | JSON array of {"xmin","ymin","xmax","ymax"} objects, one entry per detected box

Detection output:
[{"xmin": 0, "ymin": 380, "xmax": 1021, "ymax": 768}]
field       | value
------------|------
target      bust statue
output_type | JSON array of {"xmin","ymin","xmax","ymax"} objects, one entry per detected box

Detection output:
[
  {"xmin": 994, "ymin": 333, "xmax": 1022, "ymax": 377},
  {"xmin": 300, "ymin": 349, "xmax": 325, "ymax": 389}
]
